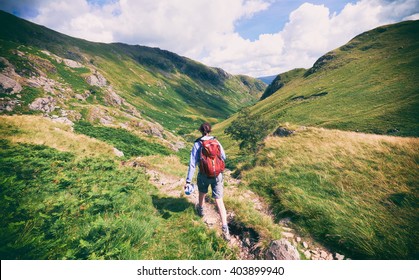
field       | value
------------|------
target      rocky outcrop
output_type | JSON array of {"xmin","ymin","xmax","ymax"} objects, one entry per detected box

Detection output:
[
  {"xmin": 273, "ymin": 127, "xmax": 295, "ymax": 137},
  {"xmin": 105, "ymin": 89, "xmax": 124, "ymax": 106},
  {"xmin": 26, "ymin": 76, "xmax": 60, "ymax": 94},
  {"xmin": 27, "ymin": 54, "xmax": 56, "ymax": 75},
  {"xmin": 0, "ymin": 73, "xmax": 22, "ymax": 94},
  {"xmin": 29, "ymin": 96, "xmax": 56, "ymax": 113},
  {"xmin": 87, "ymin": 106, "xmax": 114, "ymax": 125},
  {"xmin": 113, "ymin": 147, "xmax": 124, "ymax": 157},
  {"xmin": 86, "ymin": 71, "xmax": 107, "ymax": 87},
  {"xmin": 265, "ymin": 239, "xmax": 300, "ymax": 260},
  {"xmin": 51, "ymin": 115, "xmax": 74, "ymax": 126},
  {"xmin": 63, "ymin": 59, "xmax": 83, "ymax": 68},
  {"xmin": 0, "ymin": 98, "xmax": 21, "ymax": 112},
  {"xmin": 305, "ymin": 52, "xmax": 336, "ymax": 76}
]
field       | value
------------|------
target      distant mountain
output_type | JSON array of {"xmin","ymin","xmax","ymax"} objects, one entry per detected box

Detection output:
[
  {"xmin": 248, "ymin": 20, "xmax": 419, "ymax": 137},
  {"xmin": 257, "ymin": 75, "xmax": 277, "ymax": 85},
  {"xmin": 260, "ymin": 68, "xmax": 306, "ymax": 100},
  {"xmin": 0, "ymin": 10, "xmax": 265, "ymax": 137}
]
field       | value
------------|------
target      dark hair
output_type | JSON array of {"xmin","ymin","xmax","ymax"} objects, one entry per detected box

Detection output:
[{"xmin": 199, "ymin": 122, "xmax": 211, "ymax": 135}]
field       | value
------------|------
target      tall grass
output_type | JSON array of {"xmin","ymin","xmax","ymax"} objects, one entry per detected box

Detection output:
[
  {"xmin": 0, "ymin": 139, "xmax": 234, "ymax": 259},
  {"xmin": 74, "ymin": 121, "xmax": 172, "ymax": 158},
  {"xmin": 0, "ymin": 115, "xmax": 116, "ymax": 158},
  {"xmin": 240, "ymin": 127, "xmax": 418, "ymax": 259}
]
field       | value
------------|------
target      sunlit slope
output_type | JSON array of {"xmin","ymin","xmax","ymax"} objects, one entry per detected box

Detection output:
[
  {"xmin": 254, "ymin": 20, "xmax": 419, "ymax": 137},
  {"xmin": 0, "ymin": 10, "xmax": 265, "ymax": 133},
  {"xmin": 242, "ymin": 127, "xmax": 419, "ymax": 259},
  {"xmin": 0, "ymin": 115, "xmax": 234, "ymax": 260}
]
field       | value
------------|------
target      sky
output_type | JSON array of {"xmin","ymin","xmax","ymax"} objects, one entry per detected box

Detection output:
[{"xmin": 1, "ymin": 0, "xmax": 418, "ymax": 77}]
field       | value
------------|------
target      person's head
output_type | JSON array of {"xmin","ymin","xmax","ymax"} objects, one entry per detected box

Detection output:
[{"xmin": 199, "ymin": 122, "xmax": 211, "ymax": 136}]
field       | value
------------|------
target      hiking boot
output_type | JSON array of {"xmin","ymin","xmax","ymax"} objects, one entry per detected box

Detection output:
[
  {"xmin": 222, "ymin": 225, "xmax": 231, "ymax": 241},
  {"xmin": 195, "ymin": 204, "xmax": 204, "ymax": 217}
]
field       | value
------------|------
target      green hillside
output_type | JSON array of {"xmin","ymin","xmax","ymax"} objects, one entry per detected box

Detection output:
[
  {"xmin": 1, "ymin": 10, "xmax": 418, "ymax": 261},
  {"xmin": 239, "ymin": 128, "xmax": 418, "ymax": 259},
  {"xmin": 0, "ymin": 10, "xmax": 265, "ymax": 135},
  {"xmin": 0, "ymin": 116, "xmax": 234, "ymax": 260},
  {"xmin": 254, "ymin": 20, "xmax": 419, "ymax": 137},
  {"xmin": 213, "ymin": 20, "xmax": 419, "ymax": 260}
]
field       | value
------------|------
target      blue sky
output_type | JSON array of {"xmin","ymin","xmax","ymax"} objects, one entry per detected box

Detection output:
[
  {"xmin": 235, "ymin": 0, "xmax": 354, "ymax": 40},
  {"xmin": 1, "ymin": 0, "xmax": 418, "ymax": 77}
]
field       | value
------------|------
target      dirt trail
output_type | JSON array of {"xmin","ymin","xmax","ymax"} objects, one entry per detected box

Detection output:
[
  {"xmin": 146, "ymin": 169, "xmax": 223, "ymax": 233},
  {"xmin": 145, "ymin": 167, "xmax": 338, "ymax": 260}
]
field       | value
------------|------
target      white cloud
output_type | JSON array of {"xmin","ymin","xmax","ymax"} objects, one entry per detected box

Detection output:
[
  {"xmin": 403, "ymin": 13, "xmax": 419, "ymax": 20},
  {"xmin": 4, "ymin": 0, "xmax": 418, "ymax": 77},
  {"xmin": 213, "ymin": 0, "xmax": 419, "ymax": 76}
]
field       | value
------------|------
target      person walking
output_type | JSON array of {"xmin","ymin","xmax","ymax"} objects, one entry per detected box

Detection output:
[{"xmin": 185, "ymin": 122, "xmax": 230, "ymax": 241}]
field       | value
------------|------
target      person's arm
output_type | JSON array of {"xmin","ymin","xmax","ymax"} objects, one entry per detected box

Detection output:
[
  {"xmin": 186, "ymin": 142, "xmax": 200, "ymax": 183},
  {"xmin": 218, "ymin": 141, "xmax": 226, "ymax": 161}
]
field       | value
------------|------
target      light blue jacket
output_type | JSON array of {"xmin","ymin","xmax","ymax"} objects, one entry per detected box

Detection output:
[{"xmin": 186, "ymin": 135, "xmax": 226, "ymax": 183}]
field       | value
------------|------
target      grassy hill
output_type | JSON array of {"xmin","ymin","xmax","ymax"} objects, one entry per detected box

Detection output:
[
  {"xmin": 0, "ymin": 10, "xmax": 266, "ymax": 260},
  {"xmin": 1, "ymin": 11, "xmax": 418, "ymax": 261},
  {"xmin": 239, "ymin": 128, "xmax": 418, "ymax": 259},
  {"xmin": 213, "ymin": 20, "xmax": 419, "ymax": 260},
  {"xmin": 253, "ymin": 20, "xmax": 419, "ymax": 137},
  {"xmin": 0, "ymin": 115, "xmax": 236, "ymax": 259},
  {"xmin": 0, "ymin": 10, "xmax": 265, "ymax": 136}
]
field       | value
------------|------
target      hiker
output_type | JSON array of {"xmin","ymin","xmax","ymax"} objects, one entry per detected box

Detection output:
[{"xmin": 185, "ymin": 122, "xmax": 230, "ymax": 241}]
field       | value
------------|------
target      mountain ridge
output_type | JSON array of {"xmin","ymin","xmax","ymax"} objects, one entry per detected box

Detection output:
[
  {"xmin": 252, "ymin": 20, "xmax": 419, "ymax": 137},
  {"xmin": 0, "ymin": 10, "xmax": 265, "ymax": 137}
]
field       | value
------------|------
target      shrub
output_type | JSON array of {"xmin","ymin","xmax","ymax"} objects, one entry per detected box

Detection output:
[{"xmin": 225, "ymin": 108, "xmax": 275, "ymax": 153}]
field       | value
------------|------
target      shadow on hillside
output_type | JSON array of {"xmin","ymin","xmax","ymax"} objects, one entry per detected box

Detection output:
[{"xmin": 152, "ymin": 195, "xmax": 191, "ymax": 219}]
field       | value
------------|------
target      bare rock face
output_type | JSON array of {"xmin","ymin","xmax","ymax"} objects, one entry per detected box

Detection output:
[
  {"xmin": 0, "ymin": 99, "xmax": 21, "ymax": 112},
  {"xmin": 113, "ymin": 147, "xmax": 124, "ymax": 157},
  {"xmin": 0, "ymin": 73, "xmax": 22, "ymax": 94},
  {"xmin": 29, "ymin": 96, "xmax": 56, "ymax": 113},
  {"xmin": 265, "ymin": 239, "xmax": 300, "ymax": 260},
  {"xmin": 26, "ymin": 76, "xmax": 58, "ymax": 94},
  {"xmin": 105, "ymin": 90, "xmax": 124, "ymax": 106},
  {"xmin": 63, "ymin": 59, "xmax": 83, "ymax": 68},
  {"xmin": 86, "ymin": 71, "xmax": 107, "ymax": 87},
  {"xmin": 51, "ymin": 116, "xmax": 74, "ymax": 126},
  {"xmin": 87, "ymin": 106, "xmax": 114, "ymax": 125}
]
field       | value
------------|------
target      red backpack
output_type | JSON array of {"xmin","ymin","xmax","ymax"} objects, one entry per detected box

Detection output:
[{"xmin": 199, "ymin": 138, "xmax": 225, "ymax": 178}]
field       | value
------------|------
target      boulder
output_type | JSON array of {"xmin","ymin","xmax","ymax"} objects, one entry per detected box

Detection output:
[
  {"xmin": 86, "ymin": 71, "xmax": 107, "ymax": 87},
  {"xmin": 87, "ymin": 106, "xmax": 114, "ymax": 125},
  {"xmin": 265, "ymin": 239, "xmax": 300, "ymax": 260},
  {"xmin": 0, "ymin": 73, "xmax": 22, "ymax": 94},
  {"xmin": 63, "ymin": 59, "xmax": 83, "ymax": 68},
  {"xmin": 335, "ymin": 253, "xmax": 345, "ymax": 260},
  {"xmin": 113, "ymin": 147, "xmax": 124, "ymax": 157},
  {"xmin": 29, "ymin": 97, "xmax": 56, "ymax": 113},
  {"xmin": 105, "ymin": 90, "xmax": 124, "ymax": 106},
  {"xmin": 304, "ymin": 250, "xmax": 311, "ymax": 259},
  {"xmin": 273, "ymin": 127, "xmax": 294, "ymax": 137},
  {"xmin": 51, "ymin": 117, "xmax": 74, "ymax": 126}
]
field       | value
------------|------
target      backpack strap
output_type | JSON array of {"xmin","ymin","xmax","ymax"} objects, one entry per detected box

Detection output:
[{"xmin": 195, "ymin": 136, "xmax": 216, "ymax": 142}]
